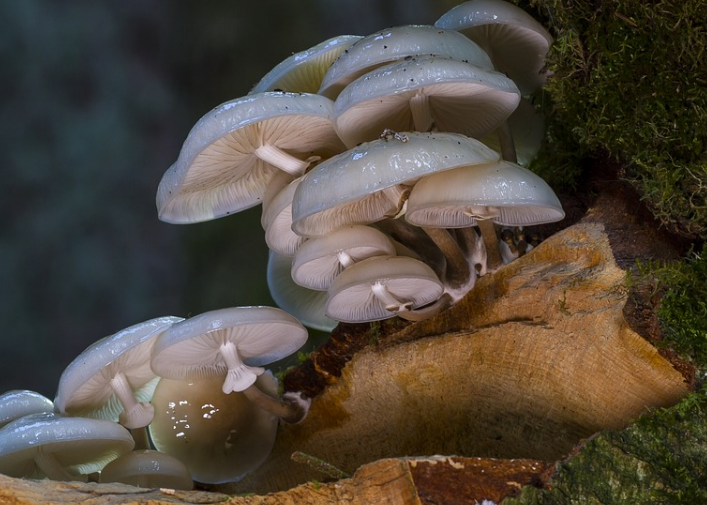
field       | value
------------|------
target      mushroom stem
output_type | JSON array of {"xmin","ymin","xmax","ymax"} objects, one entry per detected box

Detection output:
[
  {"xmin": 497, "ymin": 121, "xmax": 518, "ymax": 163},
  {"xmin": 337, "ymin": 250, "xmax": 355, "ymax": 269},
  {"xmin": 421, "ymin": 226, "xmax": 471, "ymax": 289},
  {"xmin": 371, "ymin": 281, "xmax": 414, "ymax": 312},
  {"xmin": 219, "ymin": 342, "xmax": 265, "ymax": 394},
  {"xmin": 397, "ymin": 293, "xmax": 452, "ymax": 322},
  {"xmin": 409, "ymin": 92, "xmax": 435, "ymax": 132},
  {"xmin": 254, "ymin": 144, "xmax": 319, "ymax": 176},
  {"xmin": 110, "ymin": 373, "xmax": 154, "ymax": 430},
  {"xmin": 242, "ymin": 386, "xmax": 310, "ymax": 424},
  {"xmin": 374, "ymin": 219, "xmax": 445, "ymax": 275},
  {"xmin": 34, "ymin": 448, "xmax": 83, "ymax": 481},
  {"xmin": 476, "ymin": 219, "xmax": 504, "ymax": 271},
  {"xmin": 455, "ymin": 226, "xmax": 487, "ymax": 275},
  {"xmin": 130, "ymin": 427, "xmax": 151, "ymax": 451}
]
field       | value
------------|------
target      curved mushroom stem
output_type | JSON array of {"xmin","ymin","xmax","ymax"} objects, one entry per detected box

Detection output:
[
  {"xmin": 397, "ymin": 293, "xmax": 453, "ymax": 322},
  {"xmin": 34, "ymin": 448, "xmax": 85, "ymax": 482},
  {"xmin": 130, "ymin": 427, "xmax": 151, "ymax": 451},
  {"xmin": 254, "ymin": 144, "xmax": 319, "ymax": 176},
  {"xmin": 409, "ymin": 92, "xmax": 435, "ymax": 132},
  {"xmin": 497, "ymin": 120, "xmax": 518, "ymax": 164},
  {"xmin": 219, "ymin": 342, "xmax": 265, "ymax": 394},
  {"xmin": 337, "ymin": 250, "xmax": 355, "ymax": 269},
  {"xmin": 421, "ymin": 227, "xmax": 471, "ymax": 289},
  {"xmin": 242, "ymin": 386, "xmax": 311, "ymax": 424},
  {"xmin": 374, "ymin": 219, "xmax": 445, "ymax": 277},
  {"xmin": 371, "ymin": 281, "xmax": 414, "ymax": 312},
  {"xmin": 476, "ymin": 219, "xmax": 504, "ymax": 271},
  {"xmin": 110, "ymin": 372, "xmax": 154, "ymax": 430}
]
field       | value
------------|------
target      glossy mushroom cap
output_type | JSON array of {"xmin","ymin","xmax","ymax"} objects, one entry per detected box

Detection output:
[
  {"xmin": 251, "ymin": 35, "xmax": 362, "ymax": 94},
  {"xmin": 0, "ymin": 413, "xmax": 134, "ymax": 481},
  {"xmin": 156, "ymin": 92, "xmax": 345, "ymax": 224},
  {"xmin": 100, "ymin": 450, "xmax": 193, "ymax": 490},
  {"xmin": 261, "ymin": 173, "xmax": 306, "ymax": 256},
  {"xmin": 326, "ymin": 255, "xmax": 444, "ymax": 323},
  {"xmin": 319, "ymin": 25, "xmax": 493, "ymax": 99},
  {"xmin": 148, "ymin": 373, "xmax": 279, "ymax": 484},
  {"xmin": 291, "ymin": 131, "xmax": 500, "ymax": 238},
  {"xmin": 0, "ymin": 390, "xmax": 53, "ymax": 428},
  {"xmin": 435, "ymin": 0, "xmax": 553, "ymax": 95},
  {"xmin": 54, "ymin": 316, "xmax": 183, "ymax": 430},
  {"xmin": 333, "ymin": 55, "xmax": 520, "ymax": 148},
  {"xmin": 150, "ymin": 306, "xmax": 308, "ymax": 394}
]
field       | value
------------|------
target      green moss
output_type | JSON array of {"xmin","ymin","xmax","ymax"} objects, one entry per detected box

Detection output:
[{"xmin": 526, "ymin": 0, "xmax": 707, "ymax": 239}]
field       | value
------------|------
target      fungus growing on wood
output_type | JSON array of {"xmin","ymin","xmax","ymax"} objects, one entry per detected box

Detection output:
[{"xmin": 99, "ymin": 449, "xmax": 193, "ymax": 490}]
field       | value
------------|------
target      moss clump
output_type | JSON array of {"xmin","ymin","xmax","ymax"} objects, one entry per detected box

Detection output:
[{"xmin": 527, "ymin": 0, "xmax": 707, "ymax": 239}]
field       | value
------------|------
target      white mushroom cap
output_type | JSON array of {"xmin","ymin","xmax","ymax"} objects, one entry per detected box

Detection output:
[
  {"xmin": 250, "ymin": 35, "xmax": 362, "ymax": 94},
  {"xmin": 435, "ymin": 0, "xmax": 553, "ymax": 95},
  {"xmin": 405, "ymin": 159, "xmax": 565, "ymax": 227},
  {"xmin": 318, "ymin": 25, "xmax": 493, "ymax": 99},
  {"xmin": 156, "ymin": 92, "xmax": 345, "ymax": 224},
  {"xmin": 326, "ymin": 255, "xmax": 444, "ymax": 323},
  {"xmin": 0, "ymin": 412, "xmax": 134, "ymax": 481},
  {"xmin": 148, "ymin": 373, "xmax": 279, "ymax": 484},
  {"xmin": 54, "ymin": 316, "xmax": 183, "ymax": 430},
  {"xmin": 0, "ymin": 390, "xmax": 53, "ymax": 428},
  {"xmin": 291, "ymin": 131, "xmax": 500, "ymax": 238},
  {"xmin": 261, "ymin": 173, "xmax": 306, "ymax": 256},
  {"xmin": 150, "ymin": 306, "xmax": 308, "ymax": 394},
  {"xmin": 291, "ymin": 225, "xmax": 397, "ymax": 290},
  {"xmin": 333, "ymin": 55, "xmax": 520, "ymax": 148},
  {"xmin": 100, "ymin": 449, "xmax": 193, "ymax": 490},
  {"xmin": 267, "ymin": 250, "xmax": 338, "ymax": 332}
]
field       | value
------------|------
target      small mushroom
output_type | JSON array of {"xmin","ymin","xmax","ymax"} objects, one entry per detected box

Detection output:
[
  {"xmin": 435, "ymin": 0, "xmax": 553, "ymax": 95},
  {"xmin": 0, "ymin": 413, "xmax": 134, "ymax": 481},
  {"xmin": 156, "ymin": 92, "xmax": 345, "ymax": 224},
  {"xmin": 291, "ymin": 225, "xmax": 397, "ymax": 290},
  {"xmin": 261, "ymin": 172, "xmax": 306, "ymax": 256},
  {"xmin": 251, "ymin": 35, "xmax": 362, "ymax": 94},
  {"xmin": 99, "ymin": 450, "xmax": 193, "ymax": 490},
  {"xmin": 148, "ymin": 373, "xmax": 279, "ymax": 484},
  {"xmin": 150, "ymin": 306, "xmax": 310, "ymax": 424},
  {"xmin": 54, "ymin": 316, "xmax": 183, "ymax": 431},
  {"xmin": 0, "ymin": 390, "xmax": 53, "ymax": 428},
  {"xmin": 318, "ymin": 25, "xmax": 493, "ymax": 99},
  {"xmin": 325, "ymin": 255, "xmax": 446, "ymax": 323}
]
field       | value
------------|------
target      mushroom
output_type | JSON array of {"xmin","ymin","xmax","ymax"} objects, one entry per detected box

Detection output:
[
  {"xmin": 261, "ymin": 172, "xmax": 306, "ymax": 256},
  {"xmin": 54, "ymin": 316, "xmax": 183, "ymax": 431},
  {"xmin": 291, "ymin": 225, "xmax": 397, "ymax": 290},
  {"xmin": 267, "ymin": 250, "xmax": 338, "ymax": 333},
  {"xmin": 99, "ymin": 450, "xmax": 193, "ymax": 490},
  {"xmin": 0, "ymin": 413, "xmax": 134, "ymax": 481},
  {"xmin": 435, "ymin": 0, "xmax": 553, "ymax": 95},
  {"xmin": 325, "ymin": 255, "xmax": 446, "ymax": 323},
  {"xmin": 480, "ymin": 97, "xmax": 545, "ymax": 166},
  {"xmin": 148, "ymin": 373, "xmax": 279, "ymax": 484},
  {"xmin": 156, "ymin": 92, "xmax": 345, "ymax": 224},
  {"xmin": 405, "ymin": 159, "xmax": 565, "ymax": 271},
  {"xmin": 318, "ymin": 24, "xmax": 493, "ymax": 99},
  {"xmin": 0, "ymin": 390, "xmax": 53, "ymax": 428},
  {"xmin": 332, "ymin": 55, "xmax": 520, "ymax": 148},
  {"xmin": 250, "ymin": 35, "xmax": 362, "ymax": 94},
  {"xmin": 150, "ymin": 306, "xmax": 310, "ymax": 424}
]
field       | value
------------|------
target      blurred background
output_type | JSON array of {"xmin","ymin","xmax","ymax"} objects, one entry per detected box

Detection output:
[{"xmin": 0, "ymin": 0, "xmax": 456, "ymax": 397}]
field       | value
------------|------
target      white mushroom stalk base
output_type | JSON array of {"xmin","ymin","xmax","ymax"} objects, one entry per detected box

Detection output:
[
  {"xmin": 371, "ymin": 281, "xmax": 414, "ymax": 313},
  {"xmin": 219, "ymin": 342, "xmax": 265, "ymax": 394},
  {"xmin": 242, "ymin": 386, "xmax": 311, "ymax": 425},
  {"xmin": 110, "ymin": 372, "xmax": 154, "ymax": 430},
  {"xmin": 34, "ymin": 448, "xmax": 84, "ymax": 482},
  {"xmin": 337, "ymin": 250, "xmax": 355, "ymax": 269},
  {"xmin": 254, "ymin": 144, "xmax": 319, "ymax": 176}
]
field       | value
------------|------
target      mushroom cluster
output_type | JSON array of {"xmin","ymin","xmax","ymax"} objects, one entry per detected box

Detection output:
[
  {"xmin": 157, "ymin": 0, "xmax": 564, "ymax": 327},
  {"xmin": 0, "ymin": 306, "xmax": 310, "ymax": 486}
]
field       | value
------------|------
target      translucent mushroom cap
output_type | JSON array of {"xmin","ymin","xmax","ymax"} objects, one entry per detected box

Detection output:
[
  {"xmin": 54, "ymin": 316, "xmax": 183, "ymax": 429},
  {"xmin": 156, "ymin": 92, "xmax": 345, "ymax": 224},
  {"xmin": 291, "ymin": 225, "xmax": 397, "ymax": 290},
  {"xmin": 267, "ymin": 250, "xmax": 338, "ymax": 332},
  {"xmin": 250, "ymin": 34, "xmax": 362, "ymax": 94},
  {"xmin": 326, "ymin": 255, "xmax": 444, "ymax": 323},
  {"xmin": 0, "ymin": 412, "xmax": 134, "ymax": 480},
  {"xmin": 405, "ymin": 159, "xmax": 565, "ymax": 227},
  {"xmin": 100, "ymin": 449, "xmax": 193, "ymax": 490},
  {"xmin": 435, "ymin": 0, "xmax": 553, "ymax": 95},
  {"xmin": 318, "ymin": 24, "xmax": 493, "ymax": 99},
  {"xmin": 261, "ymin": 173, "xmax": 306, "ymax": 256},
  {"xmin": 291, "ymin": 131, "xmax": 500, "ymax": 238},
  {"xmin": 333, "ymin": 55, "xmax": 520, "ymax": 148},
  {"xmin": 0, "ymin": 390, "xmax": 53, "ymax": 428},
  {"xmin": 150, "ymin": 306, "xmax": 308, "ymax": 394},
  {"xmin": 148, "ymin": 373, "xmax": 279, "ymax": 484}
]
